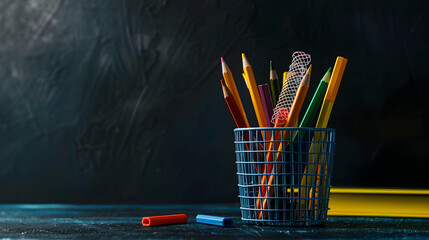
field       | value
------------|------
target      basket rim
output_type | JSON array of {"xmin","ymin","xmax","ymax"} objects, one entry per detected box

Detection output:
[{"xmin": 234, "ymin": 127, "xmax": 335, "ymax": 132}]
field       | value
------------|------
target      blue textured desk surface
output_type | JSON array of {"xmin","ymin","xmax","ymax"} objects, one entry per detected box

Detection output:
[{"xmin": 0, "ymin": 204, "xmax": 428, "ymax": 239}]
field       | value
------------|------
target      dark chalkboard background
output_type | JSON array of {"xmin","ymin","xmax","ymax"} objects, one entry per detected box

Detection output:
[{"xmin": 0, "ymin": 0, "xmax": 428, "ymax": 203}]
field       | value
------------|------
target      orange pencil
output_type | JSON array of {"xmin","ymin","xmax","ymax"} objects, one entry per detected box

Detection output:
[
  {"xmin": 257, "ymin": 65, "xmax": 312, "ymax": 218},
  {"xmin": 256, "ymin": 66, "xmax": 312, "ymax": 200},
  {"xmin": 257, "ymin": 66, "xmax": 312, "ymax": 197},
  {"xmin": 222, "ymin": 57, "xmax": 250, "ymax": 127}
]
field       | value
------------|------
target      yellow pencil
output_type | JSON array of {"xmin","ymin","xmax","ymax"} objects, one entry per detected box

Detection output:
[
  {"xmin": 297, "ymin": 56, "xmax": 348, "ymax": 218},
  {"xmin": 242, "ymin": 53, "xmax": 268, "ymax": 128},
  {"xmin": 242, "ymin": 73, "xmax": 249, "ymax": 89},
  {"xmin": 282, "ymin": 71, "xmax": 288, "ymax": 86},
  {"xmin": 316, "ymin": 57, "xmax": 348, "ymax": 127},
  {"xmin": 222, "ymin": 57, "xmax": 250, "ymax": 127}
]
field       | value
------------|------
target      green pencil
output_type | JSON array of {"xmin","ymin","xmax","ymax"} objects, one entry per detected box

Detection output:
[
  {"xmin": 298, "ymin": 67, "xmax": 332, "ymax": 129},
  {"xmin": 269, "ymin": 61, "xmax": 280, "ymax": 107},
  {"xmin": 287, "ymin": 67, "xmax": 332, "ymax": 199},
  {"xmin": 287, "ymin": 67, "xmax": 332, "ymax": 219}
]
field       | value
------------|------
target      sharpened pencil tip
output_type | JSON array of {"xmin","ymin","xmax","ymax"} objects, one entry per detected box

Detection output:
[
  {"xmin": 221, "ymin": 79, "xmax": 230, "ymax": 97},
  {"xmin": 270, "ymin": 61, "xmax": 272, "ymax": 71},
  {"xmin": 221, "ymin": 57, "xmax": 229, "ymax": 73},
  {"xmin": 302, "ymin": 71, "xmax": 311, "ymax": 86},
  {"xmin": 242, "ymin": 53, "xmax": 251, "ymax": 68},
  {"xmin": 307, "ymin": 64, "xmax": 312, "ymax": 76},
  {"xmin": 322, "ymin": 67, "xmax": 332, "ymax": 83}
]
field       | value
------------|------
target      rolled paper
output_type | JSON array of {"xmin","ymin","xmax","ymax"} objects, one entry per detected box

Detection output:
[
  {"xmin": 196, "ymin": 214, "xmax": 233, "ymax": 227},
  {"xmin": 142, "ymin": 214, "xmax": 188, "ymax": 226}
]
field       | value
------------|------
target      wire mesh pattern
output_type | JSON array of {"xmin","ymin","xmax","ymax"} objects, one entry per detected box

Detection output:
[
  {"xmin": 234, "ymin": 127, "xmax": 335, "ymax": 226},
  {"xmin": 271, "ymin": 52, "xmax": 311, "ymax": 125}
]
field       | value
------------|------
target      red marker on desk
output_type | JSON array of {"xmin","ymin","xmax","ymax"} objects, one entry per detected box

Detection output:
[{"xmin": 142, "ymin": 214, "xmax": 188, "ymax": 226}]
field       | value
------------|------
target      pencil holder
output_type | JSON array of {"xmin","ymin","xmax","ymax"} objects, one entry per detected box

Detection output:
[{"xmin": 234, "ymin": 127, "xmax": 335, "ymax": 226}]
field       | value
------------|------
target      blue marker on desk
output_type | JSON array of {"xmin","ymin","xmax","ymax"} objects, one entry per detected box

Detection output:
[{"xmin": 196, "ymin": 214, "xmax": 233, "ymax": 227}]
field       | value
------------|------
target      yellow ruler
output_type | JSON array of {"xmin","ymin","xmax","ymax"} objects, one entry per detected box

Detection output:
[{"xmin": 328, "ymin": 188, "xmax": 429, "ymax": 218}]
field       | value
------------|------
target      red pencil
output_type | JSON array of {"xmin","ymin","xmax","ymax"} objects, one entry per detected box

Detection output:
[
  {"xmin": 221, "ymin": 79, "xmax": 265, "ymax": 174},
  {"xmin": 221, "ymin": 79, "xmax": 246, "ymax": 128}
]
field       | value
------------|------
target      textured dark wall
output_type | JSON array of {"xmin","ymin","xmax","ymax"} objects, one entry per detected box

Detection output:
[{"xmin": 0, "ymin": 0, "xmax": 428, "ymax": 203}]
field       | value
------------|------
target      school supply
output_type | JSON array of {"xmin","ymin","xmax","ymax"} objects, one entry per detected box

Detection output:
[
  {"xmin": 282, "ymin": 71, "xmax": 288, "ymax": 86},
  {"xmin": 298, "ymin": 67, "xmax": 332, "ymax": 129},
  {"xmin": 235, "ymin": 127, "xmax": 335, "ymax": 226},
  {"xmin": 142, "ymin": 214, "xmax": 188, "ymax": 226},
  {"xmin": 222, "ymin": 79, "xmax": 247, "ymax": 128},
  {"xmin": 271, "ymin": 51, "xmax": 311, "ymax": 125},
  {"xmin": 222, "ymin": 57, "xmax": 250, "ymax": 126},
  {"xmin": 259, "ymin": 66, "xmax": 312, "ymax": 218},
  {"xmin": 297, "ymin": 56, "xmax": 347, "ymax": 218},
  {"xmin": 242, "ymin": 53, "xmax": 269, "ymax": 128},
  {"xmin": 222, "ymin": 79, "xmax": 264, "ymax": 173},
  {"xmin": 269, "ymin": 61, "xmax": 281, "ymax": 107},
  {"xmin": 254, "ymin": 54, "xmax": 311, "ymax": 216},
  {"xmin": 220, "ymin": 52, "xmax": 346, "ymax": 226},
  {"xmin": 196, "ymin": 214, "xmax": 233, "ymax": 227},
  {"xmin": 258, "ymin": 84, "xmax": 274, "ymax": 127},
  {"xmin": 329, "ymin": 188, "xmax": 429, "ymax": 218}
]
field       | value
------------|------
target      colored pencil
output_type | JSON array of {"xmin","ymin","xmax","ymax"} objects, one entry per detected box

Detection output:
[
  {"xmin": 222, "ymin": 57, "xmax": 250, "ymax": 127},
  {"xmin": 269, "ymin": 61, "xmax": 281, "ymax": 107},
  {"xmin": 221, "ymin": 79, "xmax": 246, "ymax": 128},
  {"xmin": 258, "ymin": 84, "xmax": 274, "ymax": 127},
  {"xmin": 297, "ymin": 57, "xmax": 347, "ymax": 218},
  {"xmin": 316, "ymin": 58, "xmax": 347, "ymax": 127},
  {"xmin": 242, "ymin": 73, "xmax": 249, "ymax": 89},
  {"xmin": 255, "ymin": 66, "xmax": 312, "ymax": 217},
  {"xmin": 257, "ymin": 63, "xmax": 311, "ymax": 192},
  {"xmin": 287, "ymin": 68, "xmax": 332, "ymax": 211},
  {"xmin": 298, "ymin": 67, "xmax": 332, "ymax": 129},
  {"xmin": 264, "ymin": 65, "xmax": 312, "ymax": 176},
  {"xmin": 284, "ymin": 65, "xmax": 312, "ymax": 127},
  {"xmin": 258, "ymin": 65, "xmax": 312, "ymax": 218},
  {"xmin": 282, "ymin": 71, "xmax": 288, "ymax": 86},
  {"xmin": 263, "ymin": 85, "xmax": 275, "ymax": 126},
  {"xmin": 222, "ymin": 79, "xmax": 264, "ymax": 173},
  {"xmin": 242, "ymin": 53, "xmax": 268, "ymax": 128}
]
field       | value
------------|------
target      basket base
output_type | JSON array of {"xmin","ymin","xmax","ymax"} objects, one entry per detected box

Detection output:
[{"xmin": 242, "ymin": 218, "xmax": 327, "ymax": 227}]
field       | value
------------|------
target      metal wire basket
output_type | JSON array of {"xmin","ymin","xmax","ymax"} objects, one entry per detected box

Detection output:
[{"xmin": 234, "ymin": 127, "xmax": 335, "ymax": 226}]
